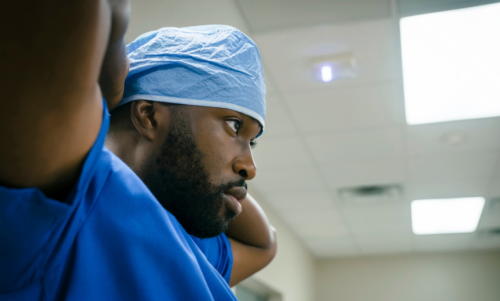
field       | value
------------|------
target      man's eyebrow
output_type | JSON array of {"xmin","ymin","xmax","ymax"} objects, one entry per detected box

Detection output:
[{"xmin": 248, "ymin": 116, "xmax": 263, "ymax": 133}]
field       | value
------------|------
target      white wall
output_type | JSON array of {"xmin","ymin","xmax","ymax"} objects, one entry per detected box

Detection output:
[
  {"xmin": 249, "ymin": 187, "xmax": 317, "ymax": 301},
  {"xmin": 316, "ymin": 251, "xmax": 500, "ymax": 301}
]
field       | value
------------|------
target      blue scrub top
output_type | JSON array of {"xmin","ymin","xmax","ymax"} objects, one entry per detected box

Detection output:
[{"xmin": 0, "ymin": 99, "xmax": 236, "ymax": 300}]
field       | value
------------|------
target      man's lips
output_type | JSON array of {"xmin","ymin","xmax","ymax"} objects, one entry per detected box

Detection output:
[
  {"xmin": 225, "ymin": 186, "xmax": 247, "ymax": 202},
  {"xmin": 223, "ymin": 186, "xmax": 247, "ymax": 216}
]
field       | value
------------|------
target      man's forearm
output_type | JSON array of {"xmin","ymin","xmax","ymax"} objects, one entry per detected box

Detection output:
[
  {"xmin": 226, "ymin": 194, "xmax": 277, "ymax": 286},
  {"xmin": 226, "ymin": 194, "xmax": 276, "ymax": 250}
]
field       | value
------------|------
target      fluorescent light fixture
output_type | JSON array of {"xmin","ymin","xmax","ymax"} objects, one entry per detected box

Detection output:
[
  {"xmin": 321, "ymin": 66, "xmax": 333, "ymax": 82},
  {"xmin": 411, "ymin": 197, "xmax": 485, "ymax": 235},
  {"xmin": 400, "ymin": 3, "xmax": 500, "ymax": 125}
]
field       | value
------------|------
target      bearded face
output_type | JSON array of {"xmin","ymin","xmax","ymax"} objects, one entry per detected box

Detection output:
[{"xmin": 143, "ymin": 107, "xmax": 243, "ymax": 238}]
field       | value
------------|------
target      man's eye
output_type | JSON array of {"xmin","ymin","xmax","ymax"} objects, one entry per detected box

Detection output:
[
  {"xmin": 226, "ymin": 120, "xmax": 240, "ymax": 133},
  {"xmin": 250, "ymin": 140, "xmax": 258, "ymax": 149}
]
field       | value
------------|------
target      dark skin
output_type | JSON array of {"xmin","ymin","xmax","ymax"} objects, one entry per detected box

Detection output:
[
  {"xmin": 106, "ymin": 101, "xmax": 277, "ymax": 286},
  {"xmin": 0, "ymin": 0, "xmax": 129, "ymax": 200}
]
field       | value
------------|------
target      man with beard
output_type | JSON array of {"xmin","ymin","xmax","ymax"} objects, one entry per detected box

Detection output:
[
  {"xmin": 0, "ymin": 1, "xmax": 274, "ymax": 299},
  {"xmin": 105, "ymin": 25, "xmax": 277, "ymax": 286}
]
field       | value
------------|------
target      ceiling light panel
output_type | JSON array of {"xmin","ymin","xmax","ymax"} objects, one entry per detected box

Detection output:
[
  {"xmin": 400, "ymin": 3, "xmax": 500, "ymax": 125},
  {"xmin": 411, "ymin": 197, "xmax": 485, "ymax": 235}
]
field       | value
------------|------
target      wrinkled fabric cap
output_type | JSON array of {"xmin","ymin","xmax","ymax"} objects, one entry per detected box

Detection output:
[{"xmin": 119, "ymin": 25, "xmax": 266, "ymax": 136}]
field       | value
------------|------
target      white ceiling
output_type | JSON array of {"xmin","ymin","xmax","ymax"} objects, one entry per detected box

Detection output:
[
  {"xmin": 127, "ymin": 0, "xmax": 500, "ymax": 258},
  {"xmin": 235, "ymin": 0, "xmax": 391, "ymax": 33}
]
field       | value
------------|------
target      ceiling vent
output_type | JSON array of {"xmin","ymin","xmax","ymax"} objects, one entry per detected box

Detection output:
[{"xmin": 338, "ymin": 184, "xmax": 402, "ymax": 207}]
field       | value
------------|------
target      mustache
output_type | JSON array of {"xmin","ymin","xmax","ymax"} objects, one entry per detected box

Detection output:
[{"xmin": 222, "ymin": 178, "xmax": 247, "ymax": 191}]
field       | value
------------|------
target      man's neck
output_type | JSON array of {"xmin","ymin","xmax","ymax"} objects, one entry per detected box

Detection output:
[{"xmin": 105, "ymin": 132, "xmax": 146, "ymax": 177}]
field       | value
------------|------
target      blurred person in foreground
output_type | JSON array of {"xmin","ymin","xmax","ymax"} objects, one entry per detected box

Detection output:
[{"xmin": 0, "ymin": 1, "xmax": 275, "ymax": 300}]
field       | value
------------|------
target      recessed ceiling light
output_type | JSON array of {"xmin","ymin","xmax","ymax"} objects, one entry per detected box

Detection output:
[
  {"xmin": 321, "ymin": 66, "xmax": 333, "ymax": 82},
  {"xmin": 400, "ymin": 3, "xmax": 500, "ymax": 125},
  {"xmin": 311, "ymin": 53, "xmax": 357, "ymax": 83},
  {"xmin": 411, "ymin": 197, "xmax": 485, "ymax": 235}
]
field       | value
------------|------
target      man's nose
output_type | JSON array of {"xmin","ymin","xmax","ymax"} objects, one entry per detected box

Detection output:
[{"xmin": 233, "ymin": 150, "xmax": 257, "ymax": 180}]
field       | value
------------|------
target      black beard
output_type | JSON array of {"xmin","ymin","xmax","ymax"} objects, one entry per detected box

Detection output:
[{"xmin": 143, "ymin": 108, "xmax": 241, "ymax": 238}]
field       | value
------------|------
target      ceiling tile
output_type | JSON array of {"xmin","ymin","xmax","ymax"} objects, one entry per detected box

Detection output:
[
  {"xmin": 488, "ymin": 177, "xmax": 500, "ymax": 197},
  {"xmin": 356, "ymin": 233, "xmax": 412, "ymax": 255},
  {"xmin": 252, "ymin": 137, "xmax": 312, "ymax": 169},
  {"xmin": 406, "ymin": 117, "xmax": 500, "ymax": 155},
  {"xmin": 471, "ymin": 235, "xmax": 500, "ymax": 251},
  {"xmin": 251, "ymin": 166, "xmax": 324, "ymax": 194},
  {"xmin": 313, "ymin": 249, "xmax": 360, "ymax": 258},
  {"xmin": 284, "ymin": 84, "xmax": 405, "ymax": 133},
  {"xmin": 360, "ymin": 243, "xmax": 413, "ymax": 255},
  {"xmin": 259, "ymin": 95, "xmax": 297, "ymax": 139},
  {"xmin": 320, "ymin": 158, "xmax": 406, "ymax": 188},
  {"xmin": 398, "ymin": 0, "xmax": 498, "ymax": 17},
  {"xmin": 408, "ymin": 151, "xmax": 498, "ymax": 181},
  {"xmin": 414, "ymin": 233, "xmax": 475, "ymax": 252},
  {"xmin": 236, "ymin": 0, "xmax": 390, "ymax": 33},
  {"xmin": 406, "ymin": 177, "xmax": 490, "ymax": 201},
  {"xmin": 301, "ymin": 236, "xmax": 359, "ymax": 258},
  {"xmin": 306, "ymin": 128, "xmax": 404, "ymax": 164},
  {"xmin": 260, "ymin": 189, "xmax": 334, "ymax": 211},
  {"xmin": 355, "ymin": 231, "xmax": 411, "ymax": 244},
  {"xmin": 126, "ymin": 0, "xmax": 249, "ymax": 42},
  {"xmin": 262, "ymin": 67, "xmax": 277, "ymax": 95},
  {"xmin": 282, "ymin": 209, "xmax": 345, "ymax": 227},
  {"xmin": 478, "ymin": 198, "xmax": 500, "ymax": 229},
  {"xmin": 253, "ymin": 19, "xmax": 396, "ymax": 93},
  {"xmin": 348, "ymin": 220, "xmax": 412, "ymax": 236},
  {"xmin": 343, "ymin": 204, "xmax": 412, "ymax": 236},
  {"xmin": 288, "ymin": 219, "xmax": 349, "ymax": 239},
  {"xmin": 341, "ymin": 203, "xmax": 411, "ymax": 223}
]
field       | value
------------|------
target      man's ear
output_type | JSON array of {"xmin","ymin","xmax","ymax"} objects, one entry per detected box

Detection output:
[{"xmin": 130, "ymin": 100, "xmax": 159, "ymax": 141}]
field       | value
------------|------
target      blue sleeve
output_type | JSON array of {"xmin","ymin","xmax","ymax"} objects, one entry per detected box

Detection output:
[{"xmin": 191, "ymin": 234, "xmax": 233, "ymax": 284}]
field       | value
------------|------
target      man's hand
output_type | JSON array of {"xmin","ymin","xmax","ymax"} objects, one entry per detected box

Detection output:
[
  {"xmin": 226, "ymin": 194, "xmax": 277, "ymax": 286},
  {"xmin": 99, "ymin": 0, "xmax": 131, "ymax": 110}
]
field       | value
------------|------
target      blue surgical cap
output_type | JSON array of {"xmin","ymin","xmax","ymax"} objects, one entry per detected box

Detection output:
[{"xmin": 119, "ymin": 25, "xmax": 266, "ymax": 135}]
